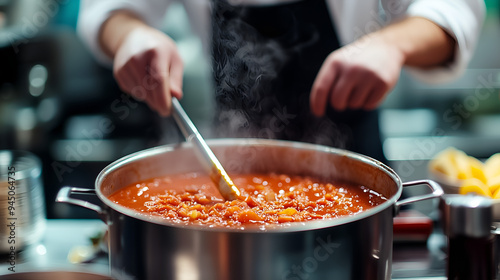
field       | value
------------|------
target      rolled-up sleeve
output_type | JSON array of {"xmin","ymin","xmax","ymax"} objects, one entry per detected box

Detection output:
[
  {"xmin": 77, "ymin": 0, "xmax": 171, "ymax": 65},
  {"xmin": 402, "ymin": 0, "xmax": 485, "ymax": 83}
]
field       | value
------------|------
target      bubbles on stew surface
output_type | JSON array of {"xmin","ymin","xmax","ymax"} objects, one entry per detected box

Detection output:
[{"xmin": 108, "ymin": 173, "xmax": 387, "ymax": 228}]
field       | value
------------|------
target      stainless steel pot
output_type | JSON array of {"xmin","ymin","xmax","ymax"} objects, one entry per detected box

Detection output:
[{"xmin": 56, "ymin": 139, "xmax": 442, "ymax": 280}]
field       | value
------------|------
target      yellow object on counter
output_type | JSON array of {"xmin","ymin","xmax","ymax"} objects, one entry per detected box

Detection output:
[
  {"xmin": 485, "ymin": 153, "xmax": 500, "ymax": 179},
  {"xmin": 468, "ymin": 156, "xmax": 487, "ymax": 184},
  {"xmin": 429, "ymin": 147, "xmax": 500, "ymax": 198},
  {"xmin": 458, "ymin": 178, "xmax": 491, "ymax": 197},
  {"xmin": 488, "ymin": 176, "xmax": 500, "ymax": 198}
]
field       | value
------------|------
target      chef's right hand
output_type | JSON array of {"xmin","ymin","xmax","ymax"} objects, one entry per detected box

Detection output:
[
  {"xmin": 102, "ymin": 12, "xmax": 184, "ymax": 116},
  {"xmin": 114, "ymin": 26, "xmax": 183, "ymax": 116}
]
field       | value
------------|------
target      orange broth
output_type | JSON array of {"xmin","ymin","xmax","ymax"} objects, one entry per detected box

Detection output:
[{"xmin": 108, "ymin": 172, "xmax": 386, "ymax": 227}]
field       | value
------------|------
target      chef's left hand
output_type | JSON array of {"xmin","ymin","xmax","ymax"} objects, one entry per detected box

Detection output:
[
  {"xmin": 310, "ymin": 35, "xmax": 404, "ymax": 115},
  {"xmin": 310, "ymin": 17, "xmax": 456, "ymax": 116}
]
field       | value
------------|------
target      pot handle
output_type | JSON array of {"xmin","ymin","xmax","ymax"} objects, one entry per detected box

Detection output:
[
  {"xmin": 56, "ymin": 187, "xmax": 106, "ymax": 220},
  {"xmin": 394, "ymin": 180, "xmax": 443, "ymax": 214}
]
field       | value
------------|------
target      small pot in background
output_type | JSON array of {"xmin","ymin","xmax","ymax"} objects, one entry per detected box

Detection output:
[{"xmin": 0, "ymin": 150, "xmax": 46, "ymax": 253}]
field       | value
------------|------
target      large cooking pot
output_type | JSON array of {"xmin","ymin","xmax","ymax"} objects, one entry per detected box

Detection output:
[{"xmin": 56, "ymin": 139, "xmax": 442, "ymax": 280}]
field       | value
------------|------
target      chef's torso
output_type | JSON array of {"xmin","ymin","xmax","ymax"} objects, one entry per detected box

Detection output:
[{"xmin": 211, "ymin": 0, "xmax": 384, "ymax": 161}]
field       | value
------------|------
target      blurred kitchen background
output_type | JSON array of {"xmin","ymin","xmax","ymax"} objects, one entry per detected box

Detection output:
[{"xmin": 0, "ymin": 0, "xmax": 499, "ymax": 219}]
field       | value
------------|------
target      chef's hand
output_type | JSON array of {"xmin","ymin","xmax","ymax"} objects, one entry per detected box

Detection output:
[
  {"xmin": 310, "ymin": 37, "xmax": 404, "ymax": 115},
  {"xmin": 100, "ymin": 12, "xmax": 183, "ymax": 116},
  {"xmin": 310, "ymin": 17, "xmax": 456, "ymax": 116}
]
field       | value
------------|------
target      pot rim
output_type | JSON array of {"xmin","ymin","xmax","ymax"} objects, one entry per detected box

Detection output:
[{"xmin": 95, "ymin": 138, "xmax": 402, "ymax": 233}]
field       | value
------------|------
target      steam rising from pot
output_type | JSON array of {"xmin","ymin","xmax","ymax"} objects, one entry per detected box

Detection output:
[{"xmin": 211, "ymin": 0, "xmax": 287, "ymax": 139}]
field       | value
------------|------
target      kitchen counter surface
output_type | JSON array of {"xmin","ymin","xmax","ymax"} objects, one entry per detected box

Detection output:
[
  {"xmin": 0, "ymin": 219, "xmax": 109, "ymax": 277},
  {"xmin": 0, "ymin": 219, "xmax": 447, "ymax": 279}
]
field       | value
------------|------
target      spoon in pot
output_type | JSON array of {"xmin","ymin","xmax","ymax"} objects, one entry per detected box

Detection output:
[{"xmin": 171, "ymin": 97, "xmax": 241, "ymax": 201}]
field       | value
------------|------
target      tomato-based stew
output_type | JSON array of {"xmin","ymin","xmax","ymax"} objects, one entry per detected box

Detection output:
[{"xmin": 109, "ymin": 173, "xmax": 387, "ymax": 228}]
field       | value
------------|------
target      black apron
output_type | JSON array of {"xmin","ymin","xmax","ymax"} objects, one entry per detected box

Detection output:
[{"xmin": 211, "ymin": 0, "xmax": 385, "ymax": 162}]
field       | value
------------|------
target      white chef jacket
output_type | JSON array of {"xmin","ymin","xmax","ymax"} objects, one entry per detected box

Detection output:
[{"xmin": 78, "ymin": 0, "xmax": 485, "ymax": 84}]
